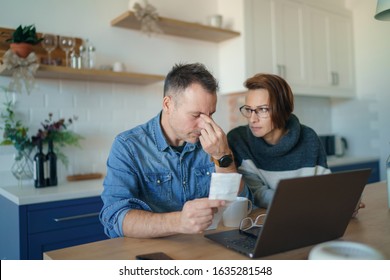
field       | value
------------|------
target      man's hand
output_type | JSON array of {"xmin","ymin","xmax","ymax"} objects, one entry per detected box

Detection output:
[
  {"xmin": 178, "ymin": 198, "xmax": 225, "ymax": 234},
  {"xmin": 199, "ymin": 114, "xmax": 230, "ymax": 159}
]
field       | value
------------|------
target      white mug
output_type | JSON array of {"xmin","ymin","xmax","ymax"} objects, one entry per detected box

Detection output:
[
  {"xmin": 208, "ymin": 14, "xmax": 223, "ymax": 28},
  {"xmin": 222, "ymin": 197, "xmax": 252, "ymax": 227},
  {"xmin": 113, "ymin": 62, "xmax": 126, "ymax": 72}
]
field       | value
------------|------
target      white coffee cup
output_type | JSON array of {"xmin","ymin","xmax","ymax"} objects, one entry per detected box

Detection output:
[
  {"xmin": 208, "ymin": 14, "xmax": 223, "ymax": 28},
  {"xmin": 222, "ymin": 197, "xmax": 252, "ymax": 227},
  {"xmin": 113, "ymin": 62, "xmax": 126, "ymax": 72}
]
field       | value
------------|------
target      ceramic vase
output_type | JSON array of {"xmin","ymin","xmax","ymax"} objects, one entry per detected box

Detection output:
[{"xmin": 11, "ymin": 150, "xmax": 34, "ymax": 180}]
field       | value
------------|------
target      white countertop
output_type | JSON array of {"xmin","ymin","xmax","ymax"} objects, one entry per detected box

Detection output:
[
  {"xmin": 0, "ymin": 179, "xmax": 104, "ymax": 205},
  {"xmin": 327, "ymin": 156, "xmax": 380, "ymax": 167}
]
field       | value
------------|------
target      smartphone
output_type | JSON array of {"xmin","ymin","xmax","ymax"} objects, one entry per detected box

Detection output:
[{"xmin": 135, "ymin": 252, "xmax": 173, "ymax": 260}]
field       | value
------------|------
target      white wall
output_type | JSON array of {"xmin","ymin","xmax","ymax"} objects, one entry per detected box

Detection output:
[{"xmin": 332, "ymin": 0, "xmax": 390, "ymax": 179}]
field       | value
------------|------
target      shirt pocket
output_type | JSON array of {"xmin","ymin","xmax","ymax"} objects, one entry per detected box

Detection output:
[
  {"xmin": 193, "ymin": 165, "xmax": 214, "ymax": 198},
  {"xmin": 143, "ymin": 172, "xmax": 173, "ymax": 202}
]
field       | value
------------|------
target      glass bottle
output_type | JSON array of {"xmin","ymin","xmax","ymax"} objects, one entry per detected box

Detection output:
[
  {"xmin": 33, "ymin": 140, "xmax": 46, "ymax": 188},
  {"xmin": 386, "ymin": 153, "xmax": 390, "ymax": 209},
  {"xmin": 46, "ymin": 139, "xmax": 58, "ymax": 186},
  {"xmin": 88, "ymin": 45, "xmax": 96, "ymax": 69},
  {"xmin": 79, "ymin": 45, "xmax": 87, "ymax": 69}
]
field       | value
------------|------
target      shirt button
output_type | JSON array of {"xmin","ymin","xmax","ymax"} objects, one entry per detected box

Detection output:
[
  {"xmin": 183, "ymin": 181, "xmax": 186, "ymax": 185},
  {"xmin": 157, "ymin": 179, "xmax": 161, "ymax": 184},
  {"xmin": 206, "ymin": 171, "xmax": 210, "ymax": 176}
]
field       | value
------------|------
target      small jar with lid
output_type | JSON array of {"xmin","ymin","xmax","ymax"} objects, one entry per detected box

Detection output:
[{"xmin": 70, "ymin": 51, "xmax": 79, "ymax": 69}]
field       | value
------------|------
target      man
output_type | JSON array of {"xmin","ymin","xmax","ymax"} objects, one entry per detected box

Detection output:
[{"xmin": 100, "ymin": 63, "xmax": 248, "ymax": 238}]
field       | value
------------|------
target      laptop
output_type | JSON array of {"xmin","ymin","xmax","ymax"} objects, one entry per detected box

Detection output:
[{"xmin": 204, "ymin": 169, "xmax": 371, "ymax": 258}]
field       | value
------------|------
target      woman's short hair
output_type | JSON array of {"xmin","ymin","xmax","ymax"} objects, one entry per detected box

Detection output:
[{"xmin": 244, "ymin": 73, "xmax": 294, "ymax": 129}]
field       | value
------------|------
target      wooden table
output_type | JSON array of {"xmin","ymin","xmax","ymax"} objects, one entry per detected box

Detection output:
[{"xmin": 44, "ymin": 181, "xmax": 390, "ymax": 260}]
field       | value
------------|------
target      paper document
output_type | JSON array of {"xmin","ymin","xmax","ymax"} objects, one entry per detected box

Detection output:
[
  {"xmin": 207, "ymin": 173, "xmax": 242, "ymax": 230},
  {"xmin": 208, "ymin": 172, "xmax": 242, "ymax": 200}
]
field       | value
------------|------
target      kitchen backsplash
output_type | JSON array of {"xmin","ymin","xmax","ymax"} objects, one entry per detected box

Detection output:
[
  {"xmin": 0, "ymin": 76, "xmax": 332, "ymax": 187},
  {"xmin": 0, "ymin": 77, "xmax": 163, "ymax": 187}
]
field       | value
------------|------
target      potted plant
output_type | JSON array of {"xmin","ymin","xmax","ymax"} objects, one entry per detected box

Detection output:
[
  {"xmin": 6, "ymin": 24, "xmax": 43, "ymax": 58},
  {"xmin": 0, "ymin": 87, "xmax": 83, "ymax": 180}
]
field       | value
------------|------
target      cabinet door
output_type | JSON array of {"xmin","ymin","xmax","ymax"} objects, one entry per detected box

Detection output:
[
  {"xmin": 248, "ymin": 0, "xmax": 274, "ymax": 76},
  {"xmin": 328, "ymin": 13, "xmax": 355, "ymax": 92},
  {"xmin": 27, "ymin": 196, "xmax": 107, "ymax": 259},
  {"xmin": 307, "ymin": 7, "xmax": 355, "ymax": 96},
  {"xmin": 271, "ymin": 0, "xmax": 309, "ymax": 88},
  {"xmin": 308, "ymin": 8, "xmax": 332, "ymax": 89},
  {"xmin": 29, "ymin": 223, "xmax": 107, "ymax": 259}
]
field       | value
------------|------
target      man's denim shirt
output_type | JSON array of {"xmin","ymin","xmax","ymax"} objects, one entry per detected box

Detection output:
[{"xmin": 100, "ymin": 112, "xmax": 250, "ymax": 238}]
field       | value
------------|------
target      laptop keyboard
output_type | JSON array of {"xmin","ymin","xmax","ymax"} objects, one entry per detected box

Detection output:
[{"xmin": 227, "ymin": 236, "xmax": 257, "ymax": 251}]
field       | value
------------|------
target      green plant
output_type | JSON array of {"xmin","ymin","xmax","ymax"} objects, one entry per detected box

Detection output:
[
  {"xmin": 0, "ymin": 88, "xmax": 83, "ymax": 166},
  {"xmin": 6, "ymin": 24, "xmax": 43, "ymax": 45}
]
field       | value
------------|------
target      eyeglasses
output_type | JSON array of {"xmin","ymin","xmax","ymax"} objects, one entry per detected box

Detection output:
[
  {"xmin": 239, "ymin": 214, "xmax": 267, "ymax": 237},
  {"xmin": 239, "ymin": 105, "xmax": 270, "ymax": 119}
]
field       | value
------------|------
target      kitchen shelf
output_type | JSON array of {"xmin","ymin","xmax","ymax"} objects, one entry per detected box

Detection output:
[
  {"xmin": 0, "ymin": 64, "xmax": 165, "ymax": 85},
  {"xmin": 111, "ymin": 11, "xmax": 241, "ymax": 43},
  {"xmin": 0, "ymin": 27, "xmax": 82, "ymax": 65}
]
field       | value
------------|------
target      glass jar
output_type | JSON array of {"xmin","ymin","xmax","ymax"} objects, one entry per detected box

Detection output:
[{"xmin": 11, "ymin": 150, "xmax": 33, "ymax": 180}]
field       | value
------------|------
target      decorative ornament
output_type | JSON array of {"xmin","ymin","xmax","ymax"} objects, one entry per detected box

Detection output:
[
  {"xmin": 2, "ymin": 49, "xmax": 39, "ymax": 94},
  {"xmin": 133, "ymin": 0, "xmax": 163, "ymax": 36}
]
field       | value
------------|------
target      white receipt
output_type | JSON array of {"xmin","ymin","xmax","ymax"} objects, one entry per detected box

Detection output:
[
  {"xmin": 207, "ymin": 173, "xmax": 242, "ymax": 230},
  {"xmin": 208, "ymin": 173, "xmax": 242, "ymax": 200}
]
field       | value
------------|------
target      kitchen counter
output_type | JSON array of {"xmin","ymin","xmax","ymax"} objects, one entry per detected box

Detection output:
[
  {"xmin": 0, "ymin": 178, "xmax": 106, "ymax": 259},
  {"xmin": 0, "ymin": 179, "xmax": 104, "ymax": 205},
  {"xmin": 327, "ymin": 156, "xmax": 379, "ymax": 167}
]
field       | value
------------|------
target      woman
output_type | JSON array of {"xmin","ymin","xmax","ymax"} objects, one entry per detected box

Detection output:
[{"xmin": 227, "ymin": 73, "xmax": 331, "ymax": 208}]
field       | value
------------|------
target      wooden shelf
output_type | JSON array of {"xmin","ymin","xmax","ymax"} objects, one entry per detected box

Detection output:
[
  {"xmin": 1, "ymin": 26, "xmax": 164, "ymax": 85},
  {"xmin": 111, "ymin": 11, "xmax": 240, "ymax": 43},
  {"xmin": 0, "ymin": 65, "xmax": 165, "ymax": 85},
  {"xmin": 0, "ymin": 27, "xmax": 82, "ymax": 66}
]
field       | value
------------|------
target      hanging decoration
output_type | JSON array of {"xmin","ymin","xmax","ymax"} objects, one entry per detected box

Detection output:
[
  {"xmin": 133, "ymin": 0, "xmax": 163, "ymax": 36},
  {"xmin": 2, "ymin": 49, "xmax": 39, "ymax": 94}
]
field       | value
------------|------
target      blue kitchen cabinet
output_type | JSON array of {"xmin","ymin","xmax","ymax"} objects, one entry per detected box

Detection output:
[
  {"xmin": 329, "ymin": 160, "xmax": 380, "ymax": 184},
  {"xmin": 0, "ymin": 195, "xmax": 108, "ymax": 260}
]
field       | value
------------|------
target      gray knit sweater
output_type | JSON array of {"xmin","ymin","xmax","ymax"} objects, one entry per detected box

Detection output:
[{"xmin": 227, "ymin": 114, "xmax": 330, "ymax": 208}]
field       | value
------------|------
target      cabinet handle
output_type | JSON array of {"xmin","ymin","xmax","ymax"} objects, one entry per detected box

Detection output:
[
  {"xmin": 335, "ymin": 72, "xmax": 339, "ymax": 85},
  {"xmin": 53, "ymin": 212, "xmax": 100, "ymax": 222},
  {"xmin": 331, "ymin": 72, "xmax": 339, "ymax": 86},
  {"xmin": 277, "ymin": 64, "xmax": 283, "ymax": 76},
  {"xmin": 277, "ymin": 65, "xmax": 286, "ymax": 78}
]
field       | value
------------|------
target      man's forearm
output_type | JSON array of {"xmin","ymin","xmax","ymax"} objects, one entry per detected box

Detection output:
[{"xmin": 122, "ymin": 209, "xmax": 181, "ymax": 238}]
